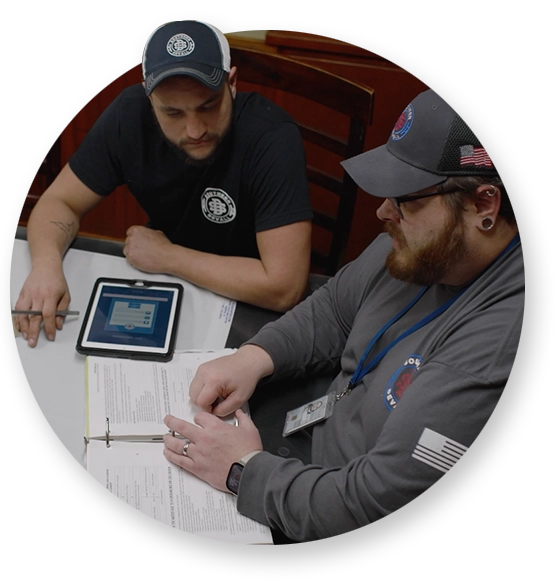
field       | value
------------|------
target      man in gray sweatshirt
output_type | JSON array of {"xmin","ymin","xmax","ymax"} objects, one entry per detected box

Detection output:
[{"xmin": 162, "ymin": 89, "xmax": 524, "ymax": 543}]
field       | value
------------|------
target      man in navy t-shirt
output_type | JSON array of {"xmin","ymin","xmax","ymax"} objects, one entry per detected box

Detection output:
[{"xmin": 15, "ymin": 21, "xmax": 313, "ymax": 346}]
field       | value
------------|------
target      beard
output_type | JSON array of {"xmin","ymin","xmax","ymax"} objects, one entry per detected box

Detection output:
[
  {"xmin": 384, "ymin": 211, "xmax": 469, "ymax": 286},
  {"xmin": 152, "ymin": 93, "xmax": 234, "ymax": 168},
  {"xmin": 175, "ymin": 118, "xmax": 233, "ymax": 167}
]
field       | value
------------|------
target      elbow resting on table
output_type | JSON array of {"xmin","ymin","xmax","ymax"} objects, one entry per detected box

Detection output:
[{"xmin": 263, "ymin": 278, "xmax": 307, "ymax": 313}]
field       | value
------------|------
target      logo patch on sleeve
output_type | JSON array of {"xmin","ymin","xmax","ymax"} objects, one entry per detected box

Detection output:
[{"xmin": 384, "ymin": 355, "xmax": 421, "ymax": 411}]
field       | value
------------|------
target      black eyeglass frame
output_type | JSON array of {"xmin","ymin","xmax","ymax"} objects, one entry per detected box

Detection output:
[{"xmin": 389, "ymin": 189, "xmax": 460, "ymax": 219}]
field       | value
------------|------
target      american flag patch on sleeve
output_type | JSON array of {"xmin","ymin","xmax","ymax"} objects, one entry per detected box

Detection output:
[
  {"xmin": 459, "ymin": 145, "xmax": 493, "ymax": 168},
  {"xmin": 412, "ymin": 428, "xmax": 468, "ymax": 473}
]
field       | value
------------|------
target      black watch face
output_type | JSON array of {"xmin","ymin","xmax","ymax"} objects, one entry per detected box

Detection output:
[{"xmin": 226, "ymin": 463, "xmax": 244, "ymax": 494}]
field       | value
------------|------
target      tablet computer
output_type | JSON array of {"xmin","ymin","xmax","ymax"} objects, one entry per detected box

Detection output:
[{"xmin": 76, "ymin": 278, "xmax": 183, "ymax": 361}]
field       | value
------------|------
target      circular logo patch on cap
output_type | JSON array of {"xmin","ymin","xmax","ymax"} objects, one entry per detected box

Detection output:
[
  {"xmin": 201, "ymin": 189, "xmax": 237, "ymax": 224},
  {"xmin": 391, "ymin": 103, "xmax": 414, "ymax": 141},
  {"xmin": 167, "ymin": 33, "xmax": 195, "ymax": 57}
]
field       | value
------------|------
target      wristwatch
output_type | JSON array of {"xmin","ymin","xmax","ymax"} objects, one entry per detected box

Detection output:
[{"xmin": 225, "ymin": 451, "xmax": 261, "ymax": 495}]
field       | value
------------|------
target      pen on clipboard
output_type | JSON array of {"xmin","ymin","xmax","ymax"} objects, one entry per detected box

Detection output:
[{"xmin": 11, "ymin": 309, "xmax": 80, "ymax": 316}]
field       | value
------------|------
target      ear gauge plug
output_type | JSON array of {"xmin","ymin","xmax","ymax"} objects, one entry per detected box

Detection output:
[{"xmin": 482, "ymin": 217, "xmax": 494, "ymax": 231}]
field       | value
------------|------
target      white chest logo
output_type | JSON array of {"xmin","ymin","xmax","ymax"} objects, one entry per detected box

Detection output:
[{"xmin": 201, "ymin": 189, "xmax": 237, "ymax": 224}]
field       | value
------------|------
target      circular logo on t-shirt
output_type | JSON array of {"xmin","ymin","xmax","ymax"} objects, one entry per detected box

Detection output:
[
  {"xmin": 201, "ymin": 189, "xmax": 237, "ymax": 224},
  {"xmin": 167, "ymin": 33, "xmax": 195, "ymax": 57}
]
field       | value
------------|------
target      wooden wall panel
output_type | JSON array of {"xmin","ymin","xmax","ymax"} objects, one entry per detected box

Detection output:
[
  {"xmin": 265, "ymin": 31, "xmax": 429, "ymax": 263},
  {"xmin": 61, "ymin": 65, "xmax": 148, "ymax": 240}
]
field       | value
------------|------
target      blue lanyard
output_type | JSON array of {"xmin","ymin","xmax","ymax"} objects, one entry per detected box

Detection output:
[
  {"xmin": 337, "ymin": 233, "xmax": 521, "ymax": 401},
  {"xmin": 346, "ymin": 287, "xmax": 453, "ymax": 385}
]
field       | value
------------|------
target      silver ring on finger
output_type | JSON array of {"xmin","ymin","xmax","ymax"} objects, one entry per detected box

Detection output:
[{"xmin": 182, "ymin": 440, "xmax": 191, "ymax": 456}]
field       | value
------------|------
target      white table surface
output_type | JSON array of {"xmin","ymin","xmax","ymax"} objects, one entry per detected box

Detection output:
[{"xmin": 10, "ymin": 239, "xmax": 235, "ymax": 464}]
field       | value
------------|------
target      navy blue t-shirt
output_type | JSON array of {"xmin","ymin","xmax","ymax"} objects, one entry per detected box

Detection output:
[{"xmin": 69, "ymin": 84, "xmax": 312, "ymax": 259}]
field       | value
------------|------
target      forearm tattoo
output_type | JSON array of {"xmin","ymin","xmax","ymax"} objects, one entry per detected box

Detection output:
[{"xmin": 51, "ymin": 221, "xmax": 76, "ymax": 248}]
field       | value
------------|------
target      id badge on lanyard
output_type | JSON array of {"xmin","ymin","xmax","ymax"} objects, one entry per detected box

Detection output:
[{"xmin": 282, "ymin": 394, "xmax": 336, "ymax": 436}]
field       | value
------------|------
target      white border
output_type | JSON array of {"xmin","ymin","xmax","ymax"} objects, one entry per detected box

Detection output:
[{"xmin": 0, "ymin": 0, "xmax": 554, "ymax": 16}]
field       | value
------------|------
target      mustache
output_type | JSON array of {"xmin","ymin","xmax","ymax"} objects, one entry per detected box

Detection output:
[
  {"xmin": 178, "ymin": 135, "xmax": 218, "ymax": 147},
  {"xmin": 384, "ymin": 222, "xmax": 407, "ymax": 247}
]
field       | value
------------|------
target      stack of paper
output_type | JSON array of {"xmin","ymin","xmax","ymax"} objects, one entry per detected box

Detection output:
[{"xmin": 85, "ymin": 351, "xmax": 272, "ymax": 544}]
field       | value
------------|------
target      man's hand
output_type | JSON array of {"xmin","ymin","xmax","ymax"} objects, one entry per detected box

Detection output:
[
  {"xmin": 123, "ymin": 225, "xmax": 174, "ymax": 273},
  {"xmin": 163, "ymin": 410, "xmax": 263, "ymax": 492},
  {"xmin": 189, "ymin": 345, "xmax": 275, "ymax": 417},
  {"xmin": 14, "ymin": 267, "xmax": 71, "ymax": 346}
]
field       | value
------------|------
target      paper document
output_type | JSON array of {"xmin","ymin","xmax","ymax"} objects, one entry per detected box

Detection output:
[
  {"xmin": 87, "ymin": 440, "xmax": 272, "ymax": 543},
  {"xmin": 86, "ymin": 350, "xmax": 236, "ymax": 439},
  {"xmin": 84, "ymin": 350, "xmax": 273, "ymax": 544}
]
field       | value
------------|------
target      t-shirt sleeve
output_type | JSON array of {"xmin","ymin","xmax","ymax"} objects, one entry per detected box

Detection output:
[
  {"xmin": 68, "ymin": 93, "xmax": 127, "ymax": 196},
  {"xmin": 246, "ymin": 121, "xmax": 313, "ymax": 232}
]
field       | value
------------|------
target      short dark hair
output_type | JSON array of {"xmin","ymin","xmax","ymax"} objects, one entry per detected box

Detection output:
[{"xmin": 439, "ymin": 176, "xmax": 516, "ymax": 225}]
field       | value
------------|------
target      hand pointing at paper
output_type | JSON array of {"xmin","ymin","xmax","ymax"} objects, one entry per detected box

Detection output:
[
  {"xmin": 162, "ymin": 345, "xmax": 271, "ymax": 494},
  {"xmin": 188, "ymin": 345, "xmax": 275, "ymax": 417}
]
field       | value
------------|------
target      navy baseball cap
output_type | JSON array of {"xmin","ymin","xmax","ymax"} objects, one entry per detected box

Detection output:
[
  {"xmin": 341, "ymin": 89, "xmax": 498, "ymax": 198},
  {"xmin": 142, "ymin": 21, "xmax": 231, "ymax": 95}
]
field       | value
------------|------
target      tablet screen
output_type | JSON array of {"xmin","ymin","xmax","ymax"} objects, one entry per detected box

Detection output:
[{"xmin": 79, "ymin": 280, "xmax": 181, "ymax": 356}]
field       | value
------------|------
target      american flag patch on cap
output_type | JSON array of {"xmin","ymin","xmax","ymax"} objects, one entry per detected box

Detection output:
[
  {"xmin": 412, "ymin": 428, "xmax": 468, "ymax": 473},
  {"xmin": 459, "ymin": 145, "xmax": 493, "ymax": 168}
]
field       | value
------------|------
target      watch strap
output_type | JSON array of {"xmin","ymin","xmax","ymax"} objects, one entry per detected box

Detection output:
[{"xmin": 239, "ymin": 450, "xmax": 262, "ymax": 464}]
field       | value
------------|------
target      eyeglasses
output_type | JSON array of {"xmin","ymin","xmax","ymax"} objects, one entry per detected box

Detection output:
[{"xmin": 389, "ymin": 189, "xmax": 459, "ymax": 220}]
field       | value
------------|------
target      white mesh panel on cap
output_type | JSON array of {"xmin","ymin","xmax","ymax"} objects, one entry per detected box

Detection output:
[{"xmin": 200, "ymin": 21, "xmax": 231, "ymax": 71}]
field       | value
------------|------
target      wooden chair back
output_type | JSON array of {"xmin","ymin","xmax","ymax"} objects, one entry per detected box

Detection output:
[{"xmin": 230, "ymin": 46, "xmax": 374, "ymax": 275}]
